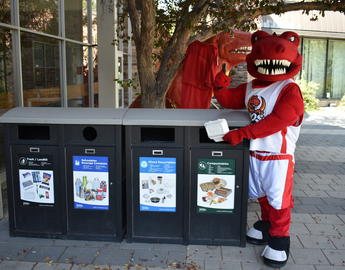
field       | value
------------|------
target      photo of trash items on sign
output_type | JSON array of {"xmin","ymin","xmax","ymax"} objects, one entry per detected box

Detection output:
[
  {"xmin": 197, "ymin": 159, "xmax": 235, "ymax": 213},
  {"xmin": 73, "ymin": 156, "xmax": 109, "ymax": 210},
  {"xmin": 139, "ymin": 157, "xmax": 176, "ymax": 212},
  {"xmin": 19, "ymin": 169, "xmax": 55, "ymax": 204}
]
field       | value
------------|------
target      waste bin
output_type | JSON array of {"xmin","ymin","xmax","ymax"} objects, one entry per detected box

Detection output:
[
  {"xmin": 185, "ymin": 110, "xmax": 250, "ymax": 246},
  {"xmin": 0, "ymin": 107, "xmax": 127, "ymax": 241},
  {"xmin": 124, "ymin": 109, "xmax": 187, "ymax": 244},
  {"xmin": 0, "ymin": 108, "xmax": 66, "ymax": 238},
  {"xmin": 64, "ymin": 109, "xmax": 126, "ymax": 241},
  {"xmin": 60, "ymin": 108, "xmax": 127, "ymax": 241},
  {"xmin": 124, "ymin": 108, "xmax": 250, "ymax": 246}
]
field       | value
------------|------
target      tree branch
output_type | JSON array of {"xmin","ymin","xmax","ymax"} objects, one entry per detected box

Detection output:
[
  {"xmin": 138, "ymin": 0, "xmax": 156, "ymax": 90},
  {"xmin": 189, "ymin": 1, "xmax": 345, "ymax": 43},
  {"xmin": 252, "ymin": 1, "xmax": 345, "ymax": 18},
  {"xmin": 155, "ymin": 0, "xmax": 211, "ymax": 96},
  {"xmin": 128, "ymin": 0, "xmax": 141, "ymax": 47}
]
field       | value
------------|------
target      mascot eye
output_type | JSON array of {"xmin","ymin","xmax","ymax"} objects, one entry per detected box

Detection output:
[
  {"xmin": 254, "ymin": 36, "xmax": 259, "ymax": 41},
  {"xmin": 289, "ymin": 36, "xmax": 295, "ymax": 42}
]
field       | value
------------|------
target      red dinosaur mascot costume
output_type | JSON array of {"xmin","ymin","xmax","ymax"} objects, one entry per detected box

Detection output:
[
  {"xmin": 165, "ymin": 30, "xmax": 251, "ymax": 108},
  {"xmin": 214, "ymin": 30, "xmax": 304, "ymax": 268}
]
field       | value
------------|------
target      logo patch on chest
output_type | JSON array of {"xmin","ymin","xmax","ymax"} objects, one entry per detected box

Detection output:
[{"xmin": 248, "ymin": 95, "xmax": 266, "ymax": 123}]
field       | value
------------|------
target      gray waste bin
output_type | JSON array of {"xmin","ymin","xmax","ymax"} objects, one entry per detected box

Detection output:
[
  {"xmin": 124, "ymin": 109, "xmax": 187, "ymax": 244},
  {"xmin": 63, "ymin": 108, "xmax": 127, "ymax": 241},
  {"xmin": 0, "ymin": 107, "xmax": 127, "ymax": 241},
  {"xmin": 124, "ymin": 109, "xmax": 250, "ymax": 246},
  {"xmin": 0, "ymin": 108, "xmax": 66, "ymax": 238},
  {"xmin": 184, "ymin": 110, "xmax": 250, "ymax": 246}
]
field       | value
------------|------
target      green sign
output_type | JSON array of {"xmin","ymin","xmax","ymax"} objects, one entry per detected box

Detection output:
[{"xmin": 197, "ymin": 158, "xmax": 235, "ymax": 214}]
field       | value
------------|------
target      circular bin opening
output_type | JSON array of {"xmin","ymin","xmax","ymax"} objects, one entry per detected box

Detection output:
[{"xmin": 83, "ymin": 126, "xmax": 97, "ymax": 141}]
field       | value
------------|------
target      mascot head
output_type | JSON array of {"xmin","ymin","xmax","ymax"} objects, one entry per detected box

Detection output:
[{"xmin": 246, "ymin": 30, "xmax": 302, "ymax": 81}]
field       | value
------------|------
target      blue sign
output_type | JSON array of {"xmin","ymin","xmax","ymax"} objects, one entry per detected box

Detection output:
[
  {"xmin": 139, "ymin": 157, "xmax": 176, "ymax": 174},
  {"xmin": 73, "ymin": 156, "xmax": 108, "ymax": 172},
  {"xmin": 73, "ymin": 156, "xmax": 109, "ymax": 210},
  {"xmin": 139, "ymin": 157, "xmax": 176, "ymax": 212}
]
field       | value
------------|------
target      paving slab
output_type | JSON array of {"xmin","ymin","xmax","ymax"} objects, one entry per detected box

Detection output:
[
  {"xmin": 90, "ymin": 245, "xmax": 133, "ymax": 266},
  {"xmin": 33, "ymin": 262, "xmax": 72, "ymax": 270},
  {"xmin": 58, "ymin": 247, "xmax": 100, "ymax": 264},
  {"xmin": 278, "ymin": 265, "xmax": 315, "ymax": 270},
  {"xmin": 71, "ymin": 265, "xmax": 122, "ymax": 270},
  {"xmin": 289, "ymin": 223, "xmax": 310, "ymax": 235},
  {"xmin": 119, "ymin": 242, "xmax": 156, "ymax": 250},
  {"xmin": 187, "ymin": 245, "xmax": 221, "ymax": 262},
  {"xmin": 322, "ymin": 249, "xmax": 345, "ymax": 266},
  {"xmin": 317, "ymin": 205, "xmax": 345, "ymax": 215},
  {"xmin": 339, "ymin": 215, "xmax": 345, "ymax": 223},
  {"xmin": 222, "ymin": 246, "xmax": 258, "ymax": 263},
  {"xmin": 334, "ymin": 224, "xmax": 345, "ymax": 236},
  {"xmin": 330, "ymin": 184, "xmax": 345, "ymax": 191},
  {"xmin": 328, "ymin": 235, "xmax": 345, "ymax": 249},
  {"xmin": 0, "ymin": 260, "xmax": 36, "ymax": 270},
  {"xmin": 131, "ymin": 248, "xmax": 169, "ymax": 267},
  {"xmin": 23, "ymin": 246, "xmax": 66, "ymax": 263},
  {"xmin": 304, "ymin": 190, "xmax": 329, "ymax": 198},
  {"xmin": 291, "ymin": 213, "xmax": 315, "ymax": 224},
  {"xmin": 311, "ymin": 214, "xmax": 344, "ymax": 225},
  {"xmin": 6, "ymin": 236, "xmax": 55, "ymax": 247},
  {"xmin": 166, "ymin": 250, "xmax": 187, "ymax": 266},
  {"xmin": 205, "ymin": 259, "xmax": 241, "ymax": 270},
  {"xmin": 315, "ymin": 266, "xmax": 345, "ymax": 270},
  {"xmin": 53, "ymin": 239, "xmax": 110, "ymax": 248},
  {"xmin": 0, "ymin": 243, "xmax": 33, "ymax": 260},
  {"xmin": 290, "ymin": 234, "xmax": 303, "ymax": 248},
  {"xmin": 297, "ymin": 235, "xmax": 336, "ymax": 249},
  {"xmin": 305, "ymin": 224, "xmax": 341, "ymax": 236},
  {"xmin": 296, "ymin": 197, "xmax": 325, "ymax": 205},
  {"xmin": 293, "ymin": 204, "xmax": 321, "ymax": 214},
  {"xmin": 292, "ymin": 190, "xmax": 307, "ymax": 197},
  {"xmin": 153, "ymin": 243, "xmax": 187, "ymax": 251},
  {"xmin": 290, "ymin": 248, "xmax": 329, "ymax": 265},
  {"xmin": 323, "ymin": 198, "xmax": 345, "ymax": 207},
  {"xmin": 326, "ymin": 191, "xmax": 345, "ymax": 199}
]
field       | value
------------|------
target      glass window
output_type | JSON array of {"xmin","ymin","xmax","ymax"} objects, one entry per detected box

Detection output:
[
  {"xmin": 0, "ymin": 28, "xmax": 15, "ymax": 114},
  {"xmin": 21, "ymin": 32, "xmax": 61, "ymax": 107},
  {"xmin": 301, "ymin": 38, "xmax": 327, "ymax": 98},
  {"xmin": 326, "ymin": 40, "xmax": 345, "ymax": 99},
  {"xmin": 91, "ymin": 0, "xmax": 97, "ymax": 44},
  {"xmin": 66, "ymin": 42, "xmax": 88, "ymax": 107},
  {"xmin": 93, "ymin": 46, "xmax": 98, "ymax": 107},
  {"xmin": 65, "ymin": 0, "xmax": 87, "ymax": 42},
  {"xmin": 19, "ymin": 0, "xmax": 59, "ymax": 35},
  {"xmin": 0, "ymin": 0, "xmax": 11, "ymax": 24}
]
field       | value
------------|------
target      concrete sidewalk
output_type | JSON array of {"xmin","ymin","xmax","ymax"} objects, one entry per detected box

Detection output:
[{"xmin": 0, "ymin": 107, "xmax": 344, "ymax": 270}]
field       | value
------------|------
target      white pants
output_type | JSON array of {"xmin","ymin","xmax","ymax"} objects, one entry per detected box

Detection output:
[{"xmin": 249, "ymin": 151, "xmax": 294, "ymax": 210}]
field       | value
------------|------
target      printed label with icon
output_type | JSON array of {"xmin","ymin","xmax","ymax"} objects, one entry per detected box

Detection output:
[
  {"xmin": 139, "ymin": 157, "xmax": 176, "ymax": 212},
  {"xmin": 18, "ymin": 155, "xmax": 55, "ymax": 204},
  {"xmin": 73, "ymin": 156, "xmax": 109, "ymax": 210},
  {"xmin": 197, "ymin": 158, "xmax": 235, "ymax": 213}
]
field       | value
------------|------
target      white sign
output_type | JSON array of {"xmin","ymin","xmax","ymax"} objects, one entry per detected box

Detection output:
[
  {"xmin": 139, "ymin": 157, "xmax": 176, "ymax": 212},
  {"xmin": 19, "ymin": 169, "xmax": 54, "ymax": 204}
]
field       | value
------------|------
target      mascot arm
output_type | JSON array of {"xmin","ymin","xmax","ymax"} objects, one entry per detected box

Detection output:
[
  {"xmin": 213, "ymin": 71, "xmax": 247, "ymax": 109},
  {"xmin": 223, "ymin": 83, "xmax": 304, "ymax": 145}
]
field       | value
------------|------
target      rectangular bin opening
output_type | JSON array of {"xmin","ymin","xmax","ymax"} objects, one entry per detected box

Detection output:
[
  {"xmin": 141, "ymin": 127, "xmax": 175, "ymax": 142},
  {"xmin": 18, "ymin": 125, "xmax": 50, "ymax": 140},
  {"xmin": 199, "ymin": 128, "xmax": 227, "ymax": 144}
]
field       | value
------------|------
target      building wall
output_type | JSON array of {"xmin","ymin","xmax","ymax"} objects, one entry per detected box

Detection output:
[{"xmin": 261, "ymin": 11, "xmax": 345, "ymax": 102}]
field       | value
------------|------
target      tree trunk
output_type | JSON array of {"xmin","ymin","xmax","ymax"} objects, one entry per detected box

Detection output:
[{"xmin": 141, "ymin": 85, "xmax": 166, "ymax": 108}]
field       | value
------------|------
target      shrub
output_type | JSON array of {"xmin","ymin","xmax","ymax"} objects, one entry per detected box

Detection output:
[{"xmin": 295, "ymin": 79, "xmax": 319, "ymax": 112}]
